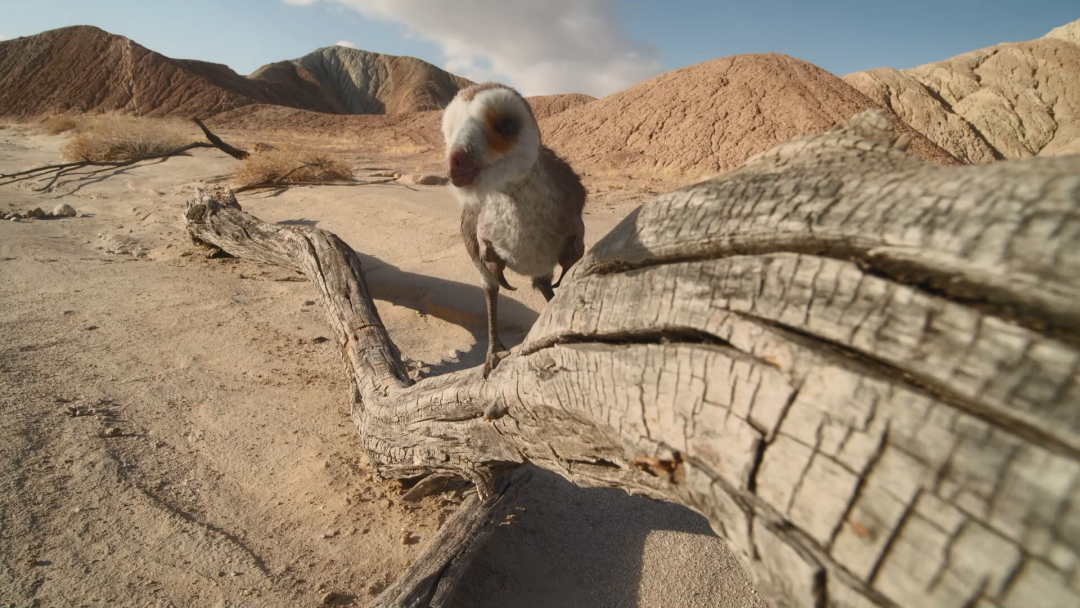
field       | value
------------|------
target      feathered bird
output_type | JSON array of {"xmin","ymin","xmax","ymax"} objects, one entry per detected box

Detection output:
[{"xmin": 441, "ymin": 83, "xmax": 586, "ymax": 376}]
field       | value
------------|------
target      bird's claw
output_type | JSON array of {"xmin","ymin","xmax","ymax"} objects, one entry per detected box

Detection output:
[{"xmin": 482, "ymin": 350, "xmax": 505, "ymax": 379}]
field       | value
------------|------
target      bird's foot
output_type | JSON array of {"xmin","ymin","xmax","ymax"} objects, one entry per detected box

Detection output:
[{"xmin": 482, "ymin": 349, "xmax": 506, "ymax": 379}]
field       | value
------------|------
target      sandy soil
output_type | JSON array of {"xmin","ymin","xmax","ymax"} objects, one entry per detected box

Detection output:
[{"xmin": 0, "ymin": 124, "xmax": 764, "ymax": 608}]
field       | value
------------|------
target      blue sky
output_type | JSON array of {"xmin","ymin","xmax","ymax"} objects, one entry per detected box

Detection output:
[{"xmin": 1, "ymin": 0, "xmax": 1075, "ymax": 96}]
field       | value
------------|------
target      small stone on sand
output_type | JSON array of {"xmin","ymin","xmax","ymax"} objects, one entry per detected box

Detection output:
[
  {"xmin": 398, "ymin": 173, "xmax": 448, "ymax": 186},
  {"xmin": 53, "ymin": 203, "xmax": 77, "ymax": 217}
]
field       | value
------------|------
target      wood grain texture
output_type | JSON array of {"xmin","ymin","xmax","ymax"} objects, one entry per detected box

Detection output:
[
  {"xmin": 184, "ymin": 110, "xmax": 1080, "ymax": 608},
  {"xmin": 369, "ymin": 468, "xmax": 529, "ymax": 608}
]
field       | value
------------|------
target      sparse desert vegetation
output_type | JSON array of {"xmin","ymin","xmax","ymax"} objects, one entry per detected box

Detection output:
[
  {"xmin": 40, "ymin": 114, "xmax": 78, "ymax": 135},
  {"xmin": 383, "ymin": 142, "xmax": 433, "ymax": 157},
  {"xmin": 60, "ymin": 114, "xmax": 191, "ymax": 161},
  {"xmin": 233, "ymin": 145, "xmax": 354, "ymax": 185}
]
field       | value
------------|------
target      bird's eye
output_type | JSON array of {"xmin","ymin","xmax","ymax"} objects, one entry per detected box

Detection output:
[{"xmin": 493, "ymin": 116, "xmax": 519, "ymax": 137}]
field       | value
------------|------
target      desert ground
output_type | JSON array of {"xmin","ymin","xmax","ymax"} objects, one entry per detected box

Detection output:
[
  {"xmin": 2, "ymin": 17, "xmax": 1078, "ymax": 608},
  {"xmin": 0, "ymin": 123, "xmax": 764, "ymax": 607}
]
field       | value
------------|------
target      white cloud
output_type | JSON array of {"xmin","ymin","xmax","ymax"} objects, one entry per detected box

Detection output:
[
  {"xmin": 285, "ymin": 0, "xmax": 663, "ymax": 97},
  {"xmin": 0, "ymin": 34, "xmax": 9, "ymax": 41},
  {"xmin": 335, "ymin": 40, "xmax": 358, "ymax": 48}
]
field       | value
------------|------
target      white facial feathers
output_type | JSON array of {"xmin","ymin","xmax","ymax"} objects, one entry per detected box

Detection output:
[{"xmin": 441, "ymin": 84, "xmax": 541, "ymax": 191}]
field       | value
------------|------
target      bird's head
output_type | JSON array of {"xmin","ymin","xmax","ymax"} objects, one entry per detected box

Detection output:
[{"xmin": 441, "ymin": 83, "xmax": 540, "ymax": 191}]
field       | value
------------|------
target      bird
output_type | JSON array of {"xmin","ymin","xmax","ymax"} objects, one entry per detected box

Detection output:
[{"xmin": 441, "ymin": 82, "xmax": 586, "ymax": 377}]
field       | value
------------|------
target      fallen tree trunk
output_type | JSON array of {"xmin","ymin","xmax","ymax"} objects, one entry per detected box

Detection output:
[{"xmin": 183, "ymin": 110, "xmax": 1080, "ymax": 608}]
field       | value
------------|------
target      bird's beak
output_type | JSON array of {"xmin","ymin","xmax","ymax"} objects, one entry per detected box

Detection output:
[{"xmin": 448, "ymin": 149, "xmax": 481, "ymax": 187}]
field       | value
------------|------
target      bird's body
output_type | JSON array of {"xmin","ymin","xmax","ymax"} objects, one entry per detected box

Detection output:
[
  {"xmin": 442, "ymin": 83, "xmax": 586, "ymax": 374},
  {"xmin": 460, "ymin": 148, "xmax": 585, "ymax": 280}
]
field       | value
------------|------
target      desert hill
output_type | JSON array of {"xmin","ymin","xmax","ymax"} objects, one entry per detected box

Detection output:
[
  {"xmin": 213, "ymin": 54, "xmax": 958, "ymax": 177},
  {"xmin": 6, "ymin": 21, "xmax": 1079, "ymax": 178},
  {"xmin": 251, "ymin": 46, "xmax": 474, "ymax": 115},
  {"xmin": 540, "ymin": 53, "xmax": 957, "ymax": 176},
  {"xmin": 216, "ymin": 60, "xmax": 351, "ymax": 115},
  {"xmin": 0, "ymin": 26, "xmax": 346, "ymax": 118},
  {"xmin": 0, "ymin": 27, "xmax": 476, "ymax": 119},
  {"xmin": 1045, "ymin": 18, "xmax": 1080, "ymax": 45},
  {"xmin": 205, "ymin": 92, "xmax": 595, "ymax": 157},
  {"xmin": 844, "ymin": 19, "xmax": 1080, "ymax": 162},
  {"xmin": 525, "ymin": 93, "xmax": 596, "ymax": 119}
]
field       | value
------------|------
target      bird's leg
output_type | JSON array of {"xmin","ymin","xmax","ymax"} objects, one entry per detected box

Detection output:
[
  {"xmin": 532, "ymin": 275, "xmax": 555, "ymax": 302},
  {"xmin": 483, "ymin": 284, "xmax": 505, "ymax": 378},
  {"xmin": 554, "ymin": 223, "xmax": 585, "ymax": 289}
]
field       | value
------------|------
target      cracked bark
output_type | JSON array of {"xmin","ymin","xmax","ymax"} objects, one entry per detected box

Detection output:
[{"xmin": 183, "ymin": 110, "xmax": 1080, "ymax": 608}]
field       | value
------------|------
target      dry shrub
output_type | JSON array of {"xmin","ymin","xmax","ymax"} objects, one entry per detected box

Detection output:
[
  {"xmin": 61, "ymin": 114, "xmax": 190, "ymax": 161},
  {"xmin": 41, "ymin": 114, "xmax": 79, "ymax": 135},
  {"xmin": 383, "ymin": 142, "xmax": 432, "ymax": 157},
  {"xmin": 234, "ymin": 146, "xmax": 353, "ymax": 185}
]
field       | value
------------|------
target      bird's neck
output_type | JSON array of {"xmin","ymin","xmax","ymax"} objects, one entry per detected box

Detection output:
[{"xmin": 501, "ymin": 157, "xmax": 546, "ymax": 200}]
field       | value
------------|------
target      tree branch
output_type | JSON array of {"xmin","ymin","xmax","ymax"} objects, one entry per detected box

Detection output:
[
  {"xmin": 182, "ymin": 111, "xmax": 1080, "ymax": 608},
  {"xmin": 192, "ymin": 117, "xmax": 249, "ymax": 160},
  {"xmin": 0, "ymin": 119, "xmax": 250, "ymax": 190},
  {"xmin": 233, "ymin": 176, "xmax": 401, "ymax": 194}
]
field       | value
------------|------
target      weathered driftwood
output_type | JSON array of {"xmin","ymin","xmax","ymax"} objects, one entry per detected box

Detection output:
[{"xmin": 183, "ymin": 110, "xmax": 1080, "ymax": 608}]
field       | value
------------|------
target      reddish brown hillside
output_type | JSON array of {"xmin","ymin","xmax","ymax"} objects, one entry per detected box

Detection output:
[
  {"xmin": 0, "ymin": 26, "xmax": 345, "ymax": 117},
  {"xmin": 541, "ymin": 53, "xmax": 957, "ymax": 176},
  {"xmin": 208, "ymin": 104, "xmax": 444, "ymax": 158},
  {"xmin": 245, "ymin": 61, "xmax": 350, "ymax": 115},
  {"xmin": 526, "ymin": 93, "xmax": 595, "ymax": 120}
]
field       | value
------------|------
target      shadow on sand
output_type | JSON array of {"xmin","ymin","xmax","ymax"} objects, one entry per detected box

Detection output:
[
  {"xmin": 351, "ymin": 250, "xmax": 540, "ymax": 375},
  {"xmin": 454, "ymin": 467, "xmax": 725, "ymax": 608}
]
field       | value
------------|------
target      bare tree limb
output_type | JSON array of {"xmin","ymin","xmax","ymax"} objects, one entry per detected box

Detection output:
[
  {"xmin": 183, "ymin": 110, "xmax": 1080, "ymax": 608},
  {"xmin": 0, "ymin": 142, "xmax": 214, "ymax": 189},
  {"xmin": 233, "ymin": 177, "xmax": 401, "ymax": 194},
  {"xmin": 192, "ymin": 117, "xmax": 249, "ymax": 160},
  {"xmin": 0, "ymin": 120, "xmax": 250, "ymax": 190}
]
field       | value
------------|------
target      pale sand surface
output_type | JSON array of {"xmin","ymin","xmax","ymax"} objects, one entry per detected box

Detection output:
[{"xmin": 0, "ymin": 125, "xmax": 765, "ymax": 607}]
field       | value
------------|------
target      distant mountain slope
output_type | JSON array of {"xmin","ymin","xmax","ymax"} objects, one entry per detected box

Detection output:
[
  {"xmin": 526, "ymin": 93, "xmax": 596, "ymax": 120},
  {"xmin": 0, "ymin": 26, "xmax": 345, "ymax": 117},
  {"xmin": 0, "ymin": 27, "xmax": 475, "ymax": 118},
  {"xmin": 10, "ymin": 20, "xmax": 1076, "ymax": 179},
  {"xmin": 252, "ymin": 46, "xmax": 474, "ymax": 115},
  {"xmin": 844, "ymin": 19, "xmax": 1080, "ymax": 162},
  {"xmin": 541, "ymin": 53, "xmax": 957, "ymax": 177}
]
